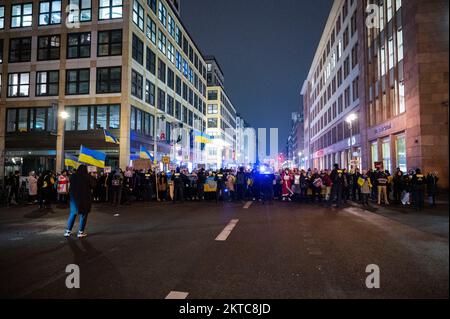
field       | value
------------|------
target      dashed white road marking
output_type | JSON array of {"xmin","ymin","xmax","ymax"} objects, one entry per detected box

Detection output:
[
  {"xmin": 243, "ymin": 201, "xmax": 253, "ymax": 209},
  {"xmin": 165, "ymin": 291, "xmax": 189, "ymax": 299},
  {"xmin": 215, "ymin": 219, "xmax": 239, "ymax": 241}
]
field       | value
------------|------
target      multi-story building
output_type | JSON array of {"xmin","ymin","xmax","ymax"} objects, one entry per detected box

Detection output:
[
  {"xmin": 242, "ymin": 124, "xmax": 257, "ymax": 166},
  {"xmin": 0, "ymin": 0, "xmax": 208, "ymax": 179},
  {"xmin": 205, "ymin": 56, "xmax": 237, "ymax": 169},
  {"xmin": 235, "ymin": 114, "xmax": 245, "ymax": 164},
  {"xmin": 301, "ymin": 0, "xmax": 361, "ymax": 171},
  {"xmin": 359, "ymin": 0, "xmax": 448, "ymax": 188},
  {"xmin": 286, "ymin": 111, "xmax": 304, "ymax": 168},
  {"xmin": 302, "ymin": 0, "xmax": 449, "ymax": 188}
]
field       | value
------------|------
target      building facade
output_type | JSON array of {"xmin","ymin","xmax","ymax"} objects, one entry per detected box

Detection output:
[
  {"xmin": 301, "ymin": 0, "xmax": 448, "ymax": 188},
  {"xmin": 301, "ymin": 0, "xmax": 361, "ymax": 171},
  {"xmin": 205, "ymin": 56, "xmax": 237, "ymax": 169},
  {"xmin": 0, "ymin": 0, "xmax": 209, "ymax": 179},
  {"xmin": 359, "ymin": 0, "xmax": 449, "ymax": 188},
  {"xmin": 286, "ymin": 111, "xmax": 304, "ymax": 168}
]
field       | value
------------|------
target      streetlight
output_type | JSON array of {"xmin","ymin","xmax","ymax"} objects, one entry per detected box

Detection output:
[
  {"xmin": 55, "ymin": 109, "xmax": 70, "ymax": 173},
  {"xmin": 346, "ymin": 113, "xmax": 357, "ymax": 170},
  {"xmin": 153, "ymin": 111, "xmax": 165, "ymax": 201}
]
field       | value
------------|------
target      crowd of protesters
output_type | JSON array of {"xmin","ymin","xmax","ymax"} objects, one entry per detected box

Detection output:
[
  {"xmin": 3, "ymin": 164, "xmax": 441, "ymax": 211},
  {"xmin": 0, "ymin": 163, "xmax": 442, "ymax": 238}
]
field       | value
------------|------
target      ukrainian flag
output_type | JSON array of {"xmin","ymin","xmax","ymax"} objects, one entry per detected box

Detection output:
[
  {"xmin": 65, "ymin": 154, "xmax": 80, "ymax": 169},
  {"xmin": 78, "ymin": 145, "xmax": 106, "ymax": 168},
  {"xmin": 139, "ymin": 146, "xmax": 154, "ymax": 161},
  {"xmin": 104, "ymin": 130, "xmax": 120, "ymax": 144},
  {"xmin": 194, "ymin": 130, "xmax": 213, "ymax": 144}
]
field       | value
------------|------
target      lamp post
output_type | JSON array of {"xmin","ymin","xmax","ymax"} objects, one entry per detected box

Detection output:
[
  {"xmin": 153, "ymin": 111, "xmax": 165, "ymax": 201},
  {"xmin": 345, "ymin": 113, "xmax": 357, "ymax": 171},
  {"xmin": 56, "ymin": 109, "xmax": 70, "ymax": 173}
]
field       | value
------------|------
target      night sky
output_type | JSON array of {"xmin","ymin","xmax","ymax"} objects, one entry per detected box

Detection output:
[{"xmin": 182, "ymin": 0, "xmax": 334, "ymax": 151}]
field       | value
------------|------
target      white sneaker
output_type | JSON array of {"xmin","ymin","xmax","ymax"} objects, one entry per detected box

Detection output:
[
  {"xmin": 64, "ymin": 230, "xmax": 71, "ymax": 237},
  {"xmin": 77, "ymin": 231, "xmax": 87, "ymax": 238}
]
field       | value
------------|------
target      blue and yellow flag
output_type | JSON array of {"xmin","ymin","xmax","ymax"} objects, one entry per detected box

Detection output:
[
  {"xmin": 65, "ymin": 154, "xmax": 80, "ymax": 169},
  {"xmin": 104, "ymin": 130, "xmax": 120, "ymax": 144},
  {"xmin": 194, "ymin": 130, "xmax": 213, "ymax": 144},
  {"xmin": 78, "ymin": 145, "xmax": 106, "ymax": 168},
  {"xmin": 139, "ymin": 146, "xmax": 154, "ymax": 161}
]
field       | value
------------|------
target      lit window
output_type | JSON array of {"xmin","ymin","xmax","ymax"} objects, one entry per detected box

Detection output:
[
  {"xmin": 176, "ymin": 51, "xmax": 182, "ymax": 71},
  {"xmin": 36, "ymin": 70, "xmax": 59, "ymax": 96},
  {"xmin": 399, "ymin": 81, "xmax": 405, "ymax": 114},
  {"xmin": 68, "ymin": 0, "xmax": 92, "ymax": 23},
  {"xmin": 380, "ymin": 46, "xmax": 386, "ymax": 76},
  {"xmin": 8, "ymin": 73, "xmax": 30, "ymax": 97},
  {"xmin": 146, "ymin": 16, "xmax": 157, "ymax": 44},
  {"xmin": 388, "ymin": 37, "xmax": 394, "ymax": 69},
  {"xmin": 158, "ymin": 30, "xmax": 166, "ymax": 55},
  {"xmin": 168, "ymin": 15, "xmax": 176, "ymax": 38},
  {"xmin": 158, "ymin": 1, "xmax": 167, "ymax": 27},
  {"xmin": 0, "ymin": 5, "xmax": 5, "ymax": 29},
  {"xmin": 132, "ymin": 0, "xmax": 144, "ymax": 31},
  {"xmin": 11, "ymin": 3, "xmax": 33, "ymax": 28},
  {"xmin": 387, "ymin": 0, "xmax": 393, "ymax": 22},
  {"xmin": 39, "ymin": 1, "xmax": 62, "ymax": 25},
  {"xmin": 167, "ymin": 41, "xmax": 175, "ymax": 64},
  {"xmin": 99, "ymin": 0, "xmax": 123, "ymax": 20},
  {"xmin": 397, "ymin": 29, "xmax": 403, "ymax": 62}
]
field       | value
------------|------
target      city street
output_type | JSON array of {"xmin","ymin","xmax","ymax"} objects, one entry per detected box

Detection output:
[{"xmin": 0, "ymin": 201, "xmax": 448, "ymax": 299}]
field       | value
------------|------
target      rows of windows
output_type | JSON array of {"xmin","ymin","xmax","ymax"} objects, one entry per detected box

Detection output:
[
  {"xmin": 130, "ymin": 1, "xmax": 207, "ymax": 83},
  {"xmin": 6, "ymin": 107, "xmax": 54, "ymax": 133},
  {"xmin": 65, "ymin": 105, "xmax": 120, "ymax": 131},
  {"xmin": 6, "ymin": 30, "xmax": 123, "ymax": 63},
  {"xmin": 2, "ymin": 1, "xmax": 122, "ymax": 29},
  {"xmin": 310, "ymin": 77, "xmax": 359, "ymax": 138},
  {"xmin": 131, "ymin": 39, "xmax": 207, "ymax": 114},
  {"xmin": 132, "ymin": 33, "xmax": 206, "ymax": 97},
  {"xmin": 5, "ymin": 67, "xmax": 121, "ymax": 98},
  {"xmin": 131, "ymin": 68, "xmax": 206, "ymax": 121},
  {"xmin": 366, "ymin": 0, "xmax": 405, "ymax": 125},
  {"xmin": 310, "ymin": 116, "xmax": 360, "ymax": 154}
]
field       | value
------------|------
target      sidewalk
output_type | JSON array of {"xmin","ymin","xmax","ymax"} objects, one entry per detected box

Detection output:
[{"xmin": 349, "ymin": 196, "xmax": 449, "ymax": 239}]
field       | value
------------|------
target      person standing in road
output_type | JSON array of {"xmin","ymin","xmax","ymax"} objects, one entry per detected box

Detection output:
[
  {"xmin": 329, "ymin": 164, "xmax": 345, "ymax": 208},
  {"xmin": 359, "ymin": 170, "xmax": 372, "ymax": 208},
  {"xmin": 64, "ymin": 165, "xmax": 95, "ymax": 238},
  {"xmin": 235, "ymin": 167, "xmax": 247, "ymax": 201},
  {"xmin": 214, "ymin": 169, "xmax": 226, "ymax": 203},
  {"xmin": 27, "ymin": 171, "xmax": 38, "ymax": 204},
  {"xmin": 376, "ymin": 169, "xmax": 390, "ymax": 206},
  {"xmin": 158, "ymin": 171, "xmax": 168, "ymax": 201},
  {"xmin": 197, "ymin": 168, "xmax": 206, "ymax": 201},
  {"xmin": 411, "ymin": 168, "xmax": 425, "ymax": 211},
  {"xmin": 393, "ymin": 168, "xmax": 404, "ymax": 204},
  {"xmin": 172, "ymin": 168, "xmax": 184, "ymax": 203},
  {"xmin": 426, "ymin": 172, "xmax": 439, "ymax": 207},
  {"xmin": 57, "ymin": 170, "xmax": 70, "ymax": 207}
]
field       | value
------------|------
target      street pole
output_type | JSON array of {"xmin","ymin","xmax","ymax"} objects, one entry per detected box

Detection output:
[
  {"xmin": 154, "ymin": 112, "xmax": 159, "ymax": 202},
  {"xmin": 349, "ymin": 121, "xmax": 353, "ymax": 171}
]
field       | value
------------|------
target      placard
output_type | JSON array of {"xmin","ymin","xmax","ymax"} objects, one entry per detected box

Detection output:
[
  {"xmin": 132, "ymin": 159, "xmax": 152, "ymax": 170},
  {"xmin": 104, "ymin": 166, "xmax": 112, "ymax": 174},
  {"xmin": 88, "ymin": 166, "xmax": 97, "ymax": 173},
  {"xmin": 162, "ymin": 156, "xmax": 170, "ymax": 164}
]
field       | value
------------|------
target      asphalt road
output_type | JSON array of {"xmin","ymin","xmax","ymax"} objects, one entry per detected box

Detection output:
[{"xmin": 0, "ymin": 200, "xmax": 448, "ymax": 299}]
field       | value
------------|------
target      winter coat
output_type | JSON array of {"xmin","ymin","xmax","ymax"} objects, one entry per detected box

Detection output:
[{"xmin": 28, "ymin": 175, "xmax": 38, "ymax": 196}]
